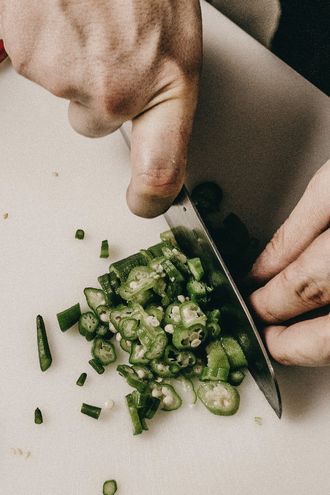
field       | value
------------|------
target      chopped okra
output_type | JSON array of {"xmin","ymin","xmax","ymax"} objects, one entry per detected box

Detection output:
[
  {"xmin": 75, "ymin": 229, "xmax": 85, "ymax": 239},
  {"xmin": 100, "ymin": 239, "xmax": 109, "ymax": 258},
  {"xmin": 34, "ymin": 408, "xmax": 43, "ymax": 424},
  {"xmin": 103, "ymin": 480, "xmax": 118, "ymax": 495},
  {"xmin": 59, "ymin": 230, "xmax": 249, "ymax": 435}
]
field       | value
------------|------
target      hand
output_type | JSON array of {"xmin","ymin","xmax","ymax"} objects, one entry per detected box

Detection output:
[
  {"xmin": 0, "ymin": 0, "xmax": 202, "ymax": 217},
  {"xmin": 249, "ymin": 159, "xmax": 330, "ymax": 366}
]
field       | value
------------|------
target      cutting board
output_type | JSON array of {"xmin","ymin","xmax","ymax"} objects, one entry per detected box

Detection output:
[{"xmin": 1, "ymin": 2, "xmax": 330, "ymax": 494}]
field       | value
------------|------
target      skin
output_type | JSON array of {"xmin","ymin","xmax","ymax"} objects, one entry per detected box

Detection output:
[
  {"xmin": 249, "ymin": 159, "xmax": 330, "ymax": 367},
  {"xmin": 1, "ymin": 1, "xmax": 329, "ymax": 367},
  {"xmin": 0, "ymin": 0, "xmax": 202, "ymax": 217}
]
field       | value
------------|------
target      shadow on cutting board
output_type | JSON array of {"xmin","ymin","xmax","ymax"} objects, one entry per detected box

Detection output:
[{"xmin": 187, "ymin": 12, "xmax": 330, "ymax": 244}]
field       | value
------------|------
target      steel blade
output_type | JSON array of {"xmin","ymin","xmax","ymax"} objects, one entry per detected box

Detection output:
[{"xmin": 165, "ymin": 187, "xmax": 282, "ymax": 418}]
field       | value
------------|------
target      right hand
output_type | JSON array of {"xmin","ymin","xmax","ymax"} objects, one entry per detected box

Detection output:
[{"xmin": 0, "ymin": 0, "xmax": 202, "ymax": 217}]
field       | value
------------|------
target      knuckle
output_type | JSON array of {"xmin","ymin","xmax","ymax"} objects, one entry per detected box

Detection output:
[
  {"xmin": 136, "ymin": 163, "xmax": 184, "ymax": 198},
  {"xmin": 94, "ymin": 80, "xmax": 134, "ymax": 117},
  {"xmin": 295, "ymin": 277, "xmax": 330, "ymax": 308}
]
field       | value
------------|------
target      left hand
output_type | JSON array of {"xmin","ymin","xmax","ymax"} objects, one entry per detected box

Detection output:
[{"xmin": 249, "ymin": 158, "xmax": 330, "ymax": 366}]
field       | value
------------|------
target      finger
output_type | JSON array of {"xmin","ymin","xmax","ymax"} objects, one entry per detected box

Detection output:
[
  {"xmin": 264, "ymin": 313, "xmax": 330, "ymax": 366},
  {"xmin": 250, "ymin": 228, "xmax": 330, "ymax": 323},
  {"xmin": 250, "ymin": 159, "xmax": 330, "ymax": 284},
  {"xmin": 127, "ymin": 78, "xmax": 199, "ymax": 218}
]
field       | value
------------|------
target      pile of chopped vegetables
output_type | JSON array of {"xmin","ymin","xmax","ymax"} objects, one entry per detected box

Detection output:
[{"xmin": 53, "ymin": 229, "xmax": 249, "ymax": 435}]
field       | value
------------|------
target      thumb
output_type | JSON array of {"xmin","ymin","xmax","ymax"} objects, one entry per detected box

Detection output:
[{"xmin": 127, "ymin": 80, "xmax": 199, "ymax": 218}]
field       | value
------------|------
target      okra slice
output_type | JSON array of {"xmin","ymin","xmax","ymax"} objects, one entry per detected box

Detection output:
[
  {"xmin": 84, "ymin": 288, "xmax": 108, "ymax": 312},
  {"xmin": 109, "ymin": 252, "xmax": 148, "ymax": 282},
  {"xmin": 172, "ymin": 324, "xmax": 207, "ymax": 351},
  {"xmin": 137, "ymin": 327, "xmax": 167, "ymax": 360},
  {"xmin": 36, "ymin": 315, "xmax": 52, "ymax": 372},
  {"xmin": 97, "ymin": 273, "xmax": 117, "ymax": 305},
  {"xmin": 150, "ymin": 382, "xmax": 182, "ymax": 411},
  {"xmin": 96, "ymin": 324, "xmax": 111, "ymax": 339},
  {"xmin": 228, "ymin": 369, "xmax": 245, "ymax": 386},
  {"xmin": 92, "ymin": 338, "xmax": 116, "ymax": 365},
  {"xmin": 103, "ymin": 480, "xmax": 118, "ymax": 495},
  {"xmin": 75, "ymin": 229, "xmax": 85, "ymax": 240},
  {"xmin": 34, "ymin": 407, "xmax": 43, "ymax": 424},
  {"xmin": 164, "ymin": 345, "xmax": 196, "ymax": 369},
  {"xmin": 197, "ymin": 381, "xmax": 240, "ymax": 416},
  {"xmin": 131, "ymin": 365, "xmax": 154, "ymax": 381},
  {"xmin": 95, "ymin": 305, "xmax": 111, "ymax": 324},
  {"xmin": 145, "ymin": 304, "xmax": 164, "ymax": 324},
  {"xmin": 89, "ymin": 358, "xmax": 105, "ymax": 374},
  {"xmin": 117, "ymin": 365, "xmax": 147, "ymax": 392},
  {"xmin": 126, "ymin": 393, "xmax": 143, "ymax": 435},
  {"xmin": 164, "ymin": 303, "xmax": 182, "ymax": 325},
  {"xmin": 160, "ymin": 230, "xmax": 178, "ymax": 245},
  {"xmin": 110, "ymin": 305, "xmax": 137, "ymax": 332},
  {"xmin": 120, "ymin": 338, "xmax": 133, "ymax": 353},
  {"xmin": 81, "ymin": 402, "xmax": 102, "ymax": 420},
  {"xmin": 161, "ymin": 259, "xmax": 185, "ymax": 283},
  {"xmin": 100, "ymin": 239, "xmax": 109, "ymax": 258},
  {"xmin": 221, "ymin": 337, "xmax": 248, "ymax": 369},
  {"xmin": 57, "ymin": 303, "xmax": 81, "ymax": 332},
  {"xmin": 187, "ymin": 257, "xmax": 205, "ymax": 281},
  {"xmin": 186, "ymin": 279, "xmax": 209, "ymax": 303},
  {"xmin": 118, "ymin": 317, "xmax": 138, "ymax": 341},
  {"xmin": 180, "ymin": 301, "xmax": 207, "ymax": 328},
  {"xmin": 129, "ymin": 342, "xmax": 150, "ymax": 365},
  {"xmin": 150, "ymin": 359, "xmax": 180, "ymax": 378},
  {"xmin": 149, "ymin": 256, "xmax": 166, "ymax": 274},
  {"xmin": 79, "ymin": 312, "xmax": 99, "ymax": 341},
  {"xmin": 76, "ymin": 372, "xmax": 87, "ymax": 387},
  {"xmin": 201, "ymin": 340, "xmax": 230, "ymax": 382}
]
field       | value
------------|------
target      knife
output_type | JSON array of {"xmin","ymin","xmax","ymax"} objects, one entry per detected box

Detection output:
[{"xmin": 120, "ymin": 125, "xmax": 282, "ymax": 418}]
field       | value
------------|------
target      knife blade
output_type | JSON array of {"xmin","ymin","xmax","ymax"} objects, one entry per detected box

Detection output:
[
  {"xmin": 165, "ymin": 187, "xmax": 282, "ymax": 418},
  {"xmin": 119, "ymin": 124, "xmax": 282, "ymax": 418}
]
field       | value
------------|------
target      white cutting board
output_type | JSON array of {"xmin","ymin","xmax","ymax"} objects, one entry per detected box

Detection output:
[{"xmin": 1, "ymin": 3, "xmax": 330, "ymax": 495}]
